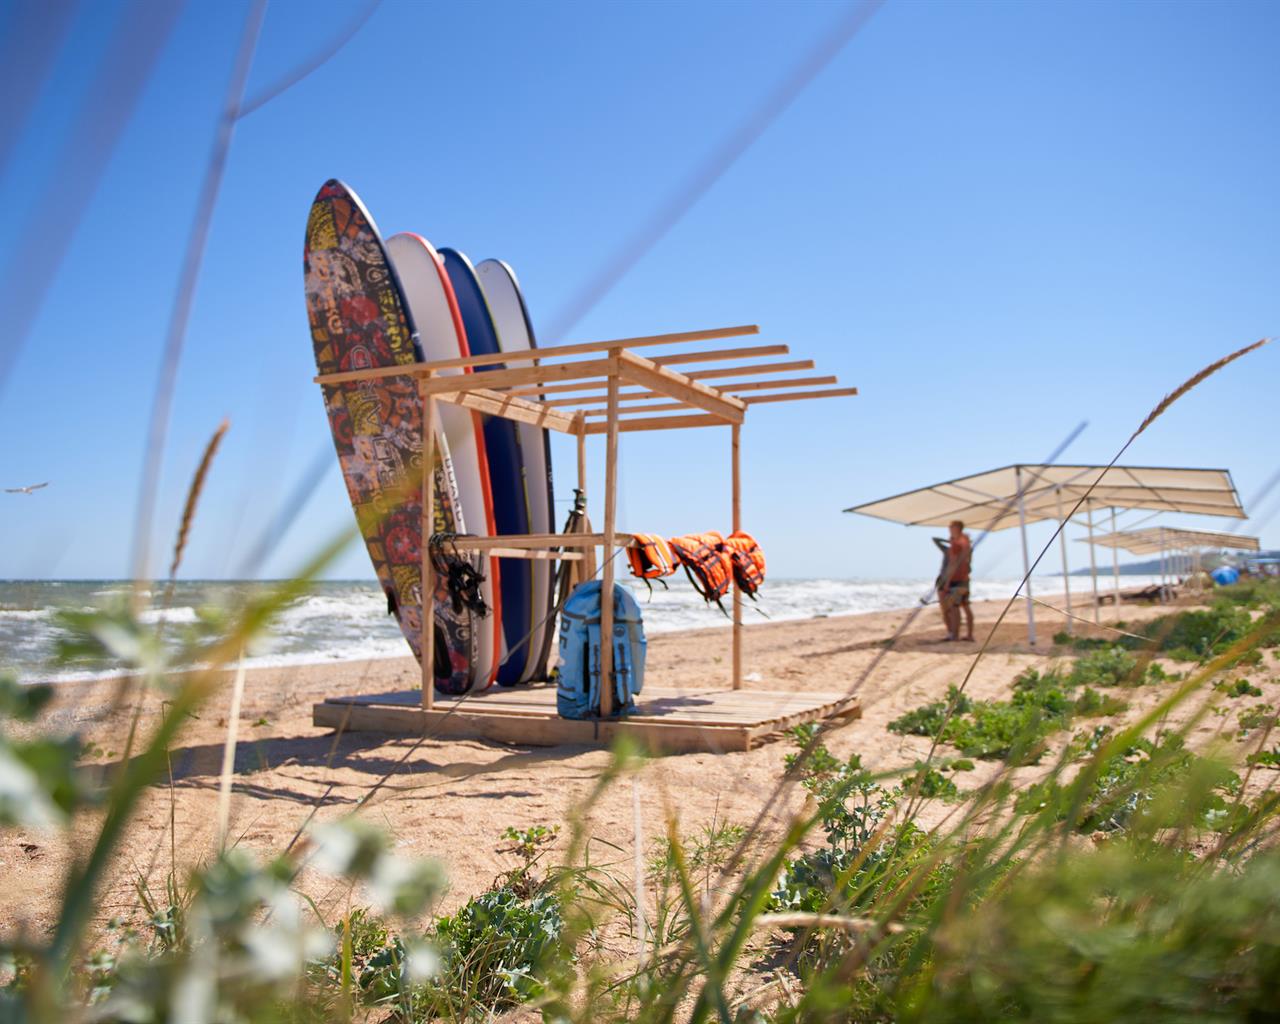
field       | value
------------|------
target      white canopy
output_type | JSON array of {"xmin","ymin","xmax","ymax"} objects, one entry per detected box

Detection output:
[
  {"xmin": 1083, "ymin": 527, "xmax": 1261, "ymax": 555},
  {"xmin": 845, "ymin": 463, "xmax": 1246, "ymax": 645},
  {"xmin": 845, "ymin": 464, "xmax": 1244, "ymax": 531}
]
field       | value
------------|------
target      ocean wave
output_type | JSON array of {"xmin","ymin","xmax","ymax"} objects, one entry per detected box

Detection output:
[
  {"xmin": 1, "ymin": 575, "xmax": 1168, "ymax": 683},
  {"xmin": 138, "ymin": 606, "xmax": 199, "ymax": 625}
]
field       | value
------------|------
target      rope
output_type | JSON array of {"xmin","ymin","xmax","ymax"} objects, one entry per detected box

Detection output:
[{"xmin": 1029, "ymin": 598, "xmax": 1154, "ymax": 642}]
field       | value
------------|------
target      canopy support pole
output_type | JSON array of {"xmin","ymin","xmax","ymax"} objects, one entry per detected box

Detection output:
[
  {"xmin": 731, "ymin": 422, "xmax": 743, "ymax": 689},
  {"xmin": 1055, "ymin": 487, "xmax": 1072, "ymax": 634},
  {"xmin": 1111, "ymin": 507, "xmax": 1121, "ymax": 617},
  {"xmin": 1162, "ymin": 527, "xmax": 1172, "ymax": 599},
  {"xmin": 1016, "ymin": 465, "xmax": 1036, "ymax": 646},
  {"xmin": 1086, "ymin": 502, "xmax": 1100, "ymax": 624}
]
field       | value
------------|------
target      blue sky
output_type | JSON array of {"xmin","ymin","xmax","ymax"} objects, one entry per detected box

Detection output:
[{"xmin": 0, "ymin": 0, "xmax": 1276, "ymax": 582}]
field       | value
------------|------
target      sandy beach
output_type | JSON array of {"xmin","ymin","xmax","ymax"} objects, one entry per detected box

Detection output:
[{"xmin": 2, "ymin": 592, "xmax": 1274, "ymax": 942}]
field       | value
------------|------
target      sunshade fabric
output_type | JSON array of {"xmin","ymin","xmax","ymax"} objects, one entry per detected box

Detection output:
[
  {"xmin": 845, "ymin": 464, "xmax": 1244, "ymax": 531},
  {"xmin": 1081, "ymin": 527, "xmax": 1261, "ymax": 555}
]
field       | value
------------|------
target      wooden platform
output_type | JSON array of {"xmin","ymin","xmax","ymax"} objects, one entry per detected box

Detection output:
[{"xmin": 313, "ymin": 686, "xmax": 860, "ymax": 754}]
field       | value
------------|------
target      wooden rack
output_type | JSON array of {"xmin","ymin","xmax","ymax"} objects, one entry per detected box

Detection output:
[{"xmin": 311, "ymin": 323, "xmax": 860, "ymax": 751}]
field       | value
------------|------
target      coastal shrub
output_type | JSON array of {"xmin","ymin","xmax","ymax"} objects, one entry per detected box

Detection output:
[
  {"xmin": 1067, "ymin": 645, "xmax": 1141, "ymax": 686},
  {"xmin": 1012, "ymin": 733, "xmax": 1242, "ymax": 834},
  {"xmin": 901, "ymin": 762, "xmax": 961, "ymax": 802},
  {"xmin": 769, "ymin": 733, "xmax": 931, "ymax": 916},
  {"xmin": 889, "ymin": 652, "xmax": 1173, "ymax": 765},
  {"xmin": 915, "ymin": 669, "xmax": 1079, "ymax": 764},
  {"xmin": 1216, "ymin": 677, "xmax": 1263, "ymax": 698},
  {"xmin": 1052, "ymin": 602, "xmax": 1278, "ymax": 663},
  {"xmin": 886, "ymin": 685, "xmax": 971, "ymax": 738},
  {"xmin": 1237, "ymin": 703, "xmax": 1277, "ymax": 738},
  {"xmin": 1141, "ymin": 601, "xmax": 1255, "ymax": 661},
  {"xmin": 432, "ymin": 886, "xmax": 565, "ymax": 1010},
  {"xmin": 1072, "ymin": 685, "xmax": 1128, "ymax": 717},
  {"xmin": 1247, "ymin": 747, "xmax": 1280, "ymax": 770},
  {"xmin": 783, "ymin": 722, "xmax": 845, "ymax": 777},
  {"xmin": 1214, "ymin": 577, "xmax": 1280, "ymax": 609}
]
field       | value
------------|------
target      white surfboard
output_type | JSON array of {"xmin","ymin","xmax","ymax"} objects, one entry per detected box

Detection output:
[
  {"xmin": 476, "ymin": 258, "xmax": 557, "ymax": 681},
  {"xmin": 387, "ymin": 233, "xmax": 501, "ymax": 688}
]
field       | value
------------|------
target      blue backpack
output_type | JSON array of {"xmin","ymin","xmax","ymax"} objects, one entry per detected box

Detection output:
[{"xmin": 554, "ymin": 581, "xmax": 646, "ymax": 719}]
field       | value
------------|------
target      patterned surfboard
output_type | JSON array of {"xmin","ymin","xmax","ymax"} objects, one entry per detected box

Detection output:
[{"xmin": 303, "ymin": 179, "xmax": 478, "ymax": 692}]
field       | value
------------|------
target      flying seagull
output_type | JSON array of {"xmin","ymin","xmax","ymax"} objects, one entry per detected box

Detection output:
[{"xmin": 5, "ymin": 482, "xmax": 49, "ymax": 494}]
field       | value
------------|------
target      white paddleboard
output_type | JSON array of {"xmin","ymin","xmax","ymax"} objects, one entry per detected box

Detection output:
[
  {"xmin": 387, "ymin": 232, "xmax": 501, "ymax": 688},
  {"xmin": 476, "ymin": 258, "xmax": 557, "ymax": 682}
]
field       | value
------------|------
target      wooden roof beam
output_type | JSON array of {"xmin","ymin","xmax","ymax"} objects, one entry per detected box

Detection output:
[
  {"xmin": 585, "ymin": 413, "xmax": 726, "ymax": 434},
  {"xmin": 496, "ymin": 343, "xmax": 791, "ymax": 398},
  {"xmin": 742, "ymin": 387, "xmax": 858, "ymax": 404},
  {"xmin": 618, "ymin": 350, "xmax": 744, "ymax": 422},
  {"xmin": 578, "ymin": 376, "xmax": 839, "ymax": 415},
  {"xmin": 437, "ymin": 387, "xmax": 579, "ymax": 433},
  {"xmin": 581, "ymin": 386, "xmax": 859, "ymax": 431},
  {"xmin": 313, "ymin": 323, "xmax": 759, "ymax": 385},
  {"xmin": 420, "ymin": 357, "xmax": 614, "ymax": 395}
]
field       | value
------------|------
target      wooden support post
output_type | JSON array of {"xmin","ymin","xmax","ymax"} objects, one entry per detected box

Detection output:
[
  {"xmin": 420, "ymin": 377, "xmax": 436, "ymax": 711},
  {"xmin": 599, "ymin": 352, "xmax": 620, "ymax": 718},
  {"xmin": 575, "ymin": 413, "xmax": 595, "ymax": 584},
  {"xmin": 731, "ymin": 421, "xmax": 743, "ymax": 689}
]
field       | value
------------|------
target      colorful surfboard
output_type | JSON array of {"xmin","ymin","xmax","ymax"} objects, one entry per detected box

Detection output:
[
  {"xmin": 303, "ymin": 179, "xmax": 477, "ymax": 693},
  {"xmin": 476, "ymin": 258, "xmax": 557, "ymax": 681},
  {"xmin": 386, "ymin": 233, "xmax": 502, "ymax": 688},
  {"xmin": 440, "ymin": 248, "xmax": 534, "ymax": 685}
]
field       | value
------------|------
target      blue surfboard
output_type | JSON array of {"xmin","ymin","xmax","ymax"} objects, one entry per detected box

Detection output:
[{"xmin": 440, "ymin": 248, "xmax": 534, "ymax": 685}]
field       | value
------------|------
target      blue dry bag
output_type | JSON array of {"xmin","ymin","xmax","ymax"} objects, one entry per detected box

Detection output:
[{"xmin": 555, "ymin": 581, "xmax": 646, "ymax": 720}]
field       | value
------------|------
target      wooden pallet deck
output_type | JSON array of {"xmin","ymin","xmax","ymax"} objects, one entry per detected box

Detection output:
[{"xmin": 313, "ymin": 686, "xmax": 860, "ymax": 754}]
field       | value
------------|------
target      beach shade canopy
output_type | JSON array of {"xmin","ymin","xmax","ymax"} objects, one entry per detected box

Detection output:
[
  {"xmin": 844, "ymin": 464, "xmax": 1246, "ymax": 646},
  {"xmin": 1080, "ymin": 527, "xmax": 1261, "ymax": 555},
  {"xmin": 844, "ymin": 464, "xmax": 1245, "ymax": 532}
]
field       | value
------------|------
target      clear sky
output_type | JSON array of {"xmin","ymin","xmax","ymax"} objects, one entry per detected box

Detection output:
[{"xmin": 1, "ymin": 0, "xmax": 1276, "ymax": 582}]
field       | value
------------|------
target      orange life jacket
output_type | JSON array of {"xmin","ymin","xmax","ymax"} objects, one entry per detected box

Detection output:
[
  {"xmin": 626, "ymin": 533, "xmax": 678, "ymax": 580},
  {"xmin": 722, "ymin": 531, "xmax": 766, "ymax": 597},
  {"xmin": 668, "ymin": 531, "xmax": 733, "ymax": 609}
]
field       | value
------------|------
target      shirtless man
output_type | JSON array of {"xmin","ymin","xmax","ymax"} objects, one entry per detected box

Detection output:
[{"xmin": 937, "ymin": 519, "xmax": 974, "ymax": 641}]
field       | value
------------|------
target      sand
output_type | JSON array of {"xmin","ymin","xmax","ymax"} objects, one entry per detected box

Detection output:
[{"xmin": 3, "ymin": 592, "xmax": 1276, "ymax": 943}]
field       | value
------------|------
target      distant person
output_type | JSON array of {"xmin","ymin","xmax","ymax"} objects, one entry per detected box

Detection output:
[{"xmin": 935, "ymin": 520, "xmax": 973, "ymax": 641}]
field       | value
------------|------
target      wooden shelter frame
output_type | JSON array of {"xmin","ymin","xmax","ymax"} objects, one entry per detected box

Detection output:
[{"xmin": 311, "ymin": 324, "xmax": 859, "ymax": 749}]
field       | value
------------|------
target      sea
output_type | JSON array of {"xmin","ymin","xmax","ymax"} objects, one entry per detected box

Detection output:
[{"xmin": 0, "ymin": 575, "xmax": 1162, "ymax": 685}]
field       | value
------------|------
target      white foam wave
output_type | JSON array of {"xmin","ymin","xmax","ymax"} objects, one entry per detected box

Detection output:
[
  {"xmin": 2, "ymin": 575, "xmax": 1172, "ymax": 683},
  {"xmin": 138, "ymin": 606, "xmax": 199, "ymax": 625}
]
